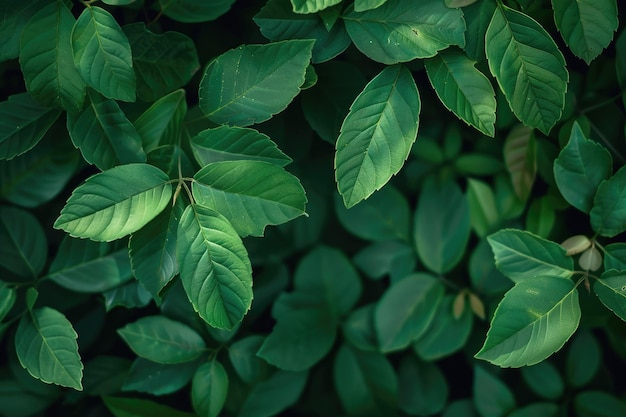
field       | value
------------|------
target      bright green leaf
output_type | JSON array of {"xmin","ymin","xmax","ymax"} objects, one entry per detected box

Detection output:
[
  {"xmin": 520, "ymin": 361, "xmax": 564, "ymax": 400},
  {"xmin": 104, "ymin": 396, "xmax": 196, "ymax": 417},
  {"xmin": 335, "ymin": 65, "xmax": 420, "ymax": 207},
  {"xmin": 122, "ymin": 357, "xmax": 200, "ymax": 395},
  {"xmin": 398, "ymin": 355, "xmax": 448, "ymax": 416},
  {"xmin": 290, "ymin": 0, "xmax": 341, "ymax": 14},
  {"xmin": 354, "ymin": 0, "xmax": 388, "ymax": 12},
  {"xmin": 134, "ymin": 90, "xmax": 187, "ymax": 152},
  {"xmin": 157, "ymin": 0, "xmax": 236, "ymax": 23},
  {"xmin": 504, "ymin": 125, "xmax": 536, "ymax": 202},
  {"xmin": 238, "ymin": 370, "xmax": 308, "ymax": 417},
  {"xmin": 590, "ymin": 165, "xmax": 626, "ymax": 237},
  {"xmin": 0, "ymin": 206, "xmax": 47, "ymax": 279},
  {"xmin": 593, "ymin": 270, "xmax": 626, "ymax": 321},
  {"xmin": 192, "ymin": 361, "xmax": 228, "ymax": 417},
  {"xmin": 473, "ymin": 366, "xmax": 516, "ymax": 417}
]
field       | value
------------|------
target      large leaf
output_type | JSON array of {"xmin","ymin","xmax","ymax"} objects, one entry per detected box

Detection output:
[
  {"xmin": 191, "ymin": 360, "xmax": 228, "ymax": 417},
  {"xmin": 134, "ymin": 89, "xmax": 187, "ymax": 152},
  {"xmin": 425, "ymin": 49, "xmax": 496, "ymax": 136},
  {"xmin": 54, "ymin": 164, "xmax": 172, "ymax": 241},
  {"xmin": 335, "ymin": 65, "xmax": 420, "ymax": 207},
  {"xmin": 343, "ymin": 0, "xmax": 466, "ymax": 64},
  {"xmin": 176, "ymin": 204, "xmax": 253, "ymax": 329},
  {"xmin": 71, "ymin": 6, "xmax": 135, "ymax": 102},
  {"xmin": 199, "ymin": 40, "xmax": 314, "ymax": 126},
  {"xmin": 0, "ymin": 206, "xmax": 47, "ymax": 279},
  {"xmin": 554, "ymin": 122, "xmax": 612, "ymax": 213},
  {"xmin": 504, "ymin": 125, "xmax": 536, "ymax": 202},
  {"xmin": 19, "ymin": 1, "xmax": 85, "ymax": 112},
  {"xmin": 15, "ymin": 307, "xmax": 83, "ymax": 390},
  {"xmin": 0, "ymin": 93, "xmax": 61, "ymax": 161},
  {"xmin": 117, "ymin": 315, "xmax": 206, "ymax": 364},
  {"xmin": 590, "ymin": 165, "xmax": 626, "ymax": 237},
  {"xmin": 192, "ymin": 160, "xmax": 307, "ymax": 237},
  {"xmin": 157, "ymin": 0, "xmax": 236, "ymax": 23},
  {"xmin": 593, "ymin": 270, "xmax": 626, "ymax": 321},
  {"xmin": 487, "ymin": 229, "xmax": 573, "ymax": 282},
  {"xmin": 485, "ymin": 5, "xmax": 568, "ymax": 134},
  {"xmin": 67, "ymin": 90, "xmax": 146, "ymax": 170},
  {"xmin": 552, "ymin": 0, "xmax": 618, "ymax": 64},
  {"xmin": 123, "ymin": 23, "xmax": 200, "ymax": 102},
  {"xmin": 475, "ymin": 276, "xmax": 581, "ymax": 367}
]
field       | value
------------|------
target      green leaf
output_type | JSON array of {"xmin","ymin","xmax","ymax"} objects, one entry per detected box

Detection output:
[
  {"xmin": 566, "ymin": 330, "xmax": 601, "ymax": 388},
  {"xmin": 341, "ymin": 304, "xmax": 378, "ymax": 352},
  {"xmin": 462, "ymin": 0, "xmax": 496, "ymax": 61},
  {"xmin": 335, "ymin": 65, "xmax": 420, "ymax": 207},
  {"xmin": 509, "ymin": 403, "xmax": 558, "ymax": 417},
  {"xmin": 122, "ymin": 357, "xmax": 201, "ymax": 396},
  {"xmin": 104, "ymin": 396, "xmax": 196, "ymax": 417},
  {"xmin": 0, "ymin": 206, "xmax": 47, "ymax": 279},
  {"xmin": 473, "ymin": 366, "xmax": 516, "ymax": 417},
  {"xmin": 0, "ymin": 93, "xmax": 61, "ymax": 161},
  {"xmin": 487, "ymin": 229, "xmax": 574, "ymax": 282},
  {"xmin": 552, "ymin": 0, "xmax": 618, "ymax": 64},
  {"xmin": 343, "ymin": 0, "xmax": 466, "ymax": 64},
  {"xmin": 0, "ymin": 375, "xmax": 59, "ymax": 417},
  {"xmin": 238, "ymin": 370, "xmax": 308, "ymax": 417},
  {"xmin": 526, "ymin": 196, "xmax": 555, "ymax": 238},
  {"xmin": 0, "ymin": 0, "xmax": 50, "ymax": 62},
  {"xmin": 290, "ymin": 0, "xmax": 341, "ymax": 13},
  {"xmin": 15, "ymin": 307, "xmax": 83, "ymax": 390},
  {"xmin": 425, "ymin": 49, "xmax": 496, "ymax": 136},
  {"xmin": 504, "ymin": 125, "xmax": 536, "ymax": 202},
  {"xmin": 147, "ymin": 145, "xmax": 195, "ymax": 180},
  {"xmin": 82, "ymin": 355, "xmax": 130, "ymax": 397},
  {"xmin": 414, "ymin": 176, "xmax": 470, "ymax": 274},
  {"xmin": 520, "ymin": 361, "xmax": 564, "ymax": 400},
  {"xmin": 590, "ymin": 165, "xmax": 626, "ymax": 237},
  {"xmin": 199, "ymin": 40, "xmax": 314, "ymax": 126},
  {"xmin": 593, "ymin": 270, "xmax": 626, "ymax": 321},
  {"xmin": 0, "ymin": 282, "xmax": 16, "ymax": 322},
  {"xmin": 228, "ymin": 335, "xmax": 269, "ymax": 384},
  {"xmin": 191, "ymin": 125, "xmax": 291, "ymax": 167},
  {"xmin": 117, "ymin": 315, "xmax": 206, "ymax": 364},
  {"xmin": 123, "ymin": 23, "xmax": 200, "ymax": 102},
  {"xmin": 191, "ymin": 360, "xmax": 228, "ymax": 417},
  {"xmin": 193, "ymin": 160, "xmax": 306, "ymax": 237},
  {"xmin": 104, "ymin": 280, "xmax": 152, "ymax": 311},
  {"xmin": 334, "ymin": 344, "xmax": 397, "ymax": 416},
  {"xmin": 470, "ymin": 238, "xmax": 512, "ymax": 295},
  {"xmin": 574, "ymin": 391, "xmax": 626, "ymax": 417},
  {"xmin": 134, "ymin": 90, "xmax": 187, "ymax": 152},
  {"xmin": 375, "ymin": 273, "xmax": 445, "ymax": 352},
  {"xmin": 398, "ymin": 355, "xmax": 448, "ymax": 416},
  {"xmin": 485, "ymin": 5, "xmax": 568, "ymax": 134},
  {"xmin": 157, "ymin": 0, "xmax": 236, "ymax": 23},
  {"xmin": 603, "ymin": 243, "xmax": 626, "ymax": 270},
  {"xmin": 467, "ymin": 178, "xmax": 500, "ymax": 237},
  {"xmin": 354, "ymin": 0, "xmax": 389, "ymax": 12},
  {"xmin": 71, "ymin": 6, "xmax": 135, "ymax": 102},
  {"xmin": 67, "ymin": 90, "xmax": 146, "ymax": 170},
  {"xmin": 554, "ymin": 122, "xmax": 612, "ymax": 213},
  {"xmin": 475, "ymin": 276, "xmax": 581, "ymax": 367},
  {"xmin": 54, "ymin": 164, "xmax": 172, "ymax": 241},
  {"xmin": 47, "ymin": 237, "xmax": 132, "ymax": 293},
  {"xmin": 177, "ymin": 204, "xmax": 253, "ymax": 329},
  {"xmin": 353, "ymin": 240, "xmax": 416, "ymax": 281},
  {"xmin": 19, "ymin": 1, "xmax": 85, "ymax": 112}
]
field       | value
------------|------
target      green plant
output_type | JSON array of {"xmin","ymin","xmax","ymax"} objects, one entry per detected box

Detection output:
[{"xmin": 1, "ymin": 0, "xmax": 626, "ymax": 416}]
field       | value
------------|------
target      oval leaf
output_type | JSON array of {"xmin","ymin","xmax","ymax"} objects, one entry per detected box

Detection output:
[
  {"xmin": 157, "ymin": 0, "xmax": 236, "ymax": 23},
  {"xmin": 191, "ymin": 360, "xmax": 228, "ymax": 417},
  {"xmin": 238, "ymin": 370, "xmax": 308, "ymax": 417},
  {"xmin": 134, "ymin": 89, "xmax": 187, "ymax": 152},
  {"xmin": 504, "ymin": 125, "xmax": 536, "ymax": 202},
  {"xmin": 590, "ymin": 165, "xmax": 626, "ymax": 237},
  {"xmin": 593, "ymin": 270, "xmax": 626, "ymax": 321},
  {"xmin": 0, "ymin": 206, "xmax": 47, "ymax": 279}
]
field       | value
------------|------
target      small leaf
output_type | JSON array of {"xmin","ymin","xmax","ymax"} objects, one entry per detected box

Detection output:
[
  {"xmin": 0, "ymin": 206, "xmax": 47, "ymax": 279},
  {"xmin": 335, "ymin": 65, "xmax": 420, "ymax": 207},
  {"xmin": 473, "ymin": 366, "xmax": 516, "ymax": 417},
  {"xmin": 452, "ymin": 292, "xmax": 466, "ymax": 319},
  {"xmin": 134, "ymin": 89, "xmax": 187, "ymax": 152},
  {"xmin": 475, "ymin": 277, "xmax": 581, "ymax": 367},
  {"xmin": 579, "ymin": 246, "xmax": 602, "ymax": 271},
  {"xmin": 342, "ymin": 304, "xmax": 378, "ymax": 352},
  {"xmin": 176, "ymin": 204, "xmax": 253, "ymax": 329},
  {"xmin": 157, "ymin": 0, "xmax": 236, "ymax": 23},
  {"xmin": 117, "ymin": 315, "xmax": 206, "ymax": 364},
  {"xmin": 228, "ymin": 335, "xmax": 269, "ymax": 384},
  {"xmin": 590, "ymin": 165, "xmax": 626, "ymax": 237},
  {"xmin": 71, "ymin": 6, "xmax": 135, "ymax": 101},
  {"xmin": 469, "ymin": 293, "xmax": 486, "ymax": 320},
  {"xmin": 15, "ymin": 307, "xmax": 83, "ymax": 390},
  {"xmin": 191, "ymin": 361, "xmax": 228, "ymax": 417},
  {"xmin": 593, "ymin": 270, "xmax": 626, "ymax": 321},
  {"xmin": 561, "ymin": 235, "xmax": 591, "ymax": 256},
  {"xmin": 504, "ymin": 125, "xmax": 536, "ymax": 202}
]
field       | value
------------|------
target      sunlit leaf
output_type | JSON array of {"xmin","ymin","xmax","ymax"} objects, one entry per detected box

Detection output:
[
  {"xmin": 0, "ymin": 206, "xmax": 47, "ymax": 279},
  {"xmin": 191, "ymin": 361, "xmax": 228, "ymax": 417},
  {"xmin": 354, "ymin": 0, "xmax": 389, "ymax": 12},
  {"xmin": 290, "ymin": 0, "xmax": 341, "ymax": 13},
  {"xmin": 590, "ymin": 165, "xmax": 626, "ymax": 237}
]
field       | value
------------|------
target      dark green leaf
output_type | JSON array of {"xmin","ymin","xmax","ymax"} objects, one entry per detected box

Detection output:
[
  {"xmin": 398, "ymin": 355, "xmax": 448, "ymax": 416},
  {"xmin": 0, "ymin": 282, "xmax": 16, "ymax": 322},
  {"xmin": 470, "ymin": 238, "xmax": 512, "ymax": 295},
  {"xmin": 574, "ymin": 391, "xmax": 626, "ymax": 417},
  {"xmin": 341, "ymin": 304, "xmax": 378, "ymax": 352},
  {"xmin": 192, "ymin": 360, "xmax": 228, "ymax": 417},
  {"xmin": 238, "ymin": 370, "xmax": 308, "ymax": 417},
  {"xmin": 353, "ymin": 240, "xmax": 416, "ymax": 281},
  {"xmin": 104, "ymin": 396, "xmax": 196, "ymax": 417},
  {"xmin": 147, "ymin": 145, "xmax": 195, "ymax": 180},
  {"xmin": 228, "ymin": 335, "xmax": 269, "ymax": 384},
  {"xmin": 504, "ymin": 125, "xmax": 536, "ymax": 202},
  {"xmin": 590, "ymin": 165, "xmax": 626, "ymax": 237},
  {"xmin": 602, "ymin": 243, "xmax": 626, "ymax": 271},
  {"xmin": 354, "ymin": 0, "xmax": 388, "ymax": 11},
  {"xmin": 473, "ymin": 366, "xmax": 515, "ymax": 417},
  {"xmin": 462, "ymin": 0, "xmax": 496, "ymax": 61},
  {"xmin": 82, "ymin": 356, "xmax": 130, "ymax": 396},
  {"xmin": 0, "ymin": 376, "xmax": 58, "ymax": 417},
  {"xmin": 157, "ymin": 0, "xmax": 236, "ymax": 23},
  {"xmin": 103, "ymin": 280, "xmax": 152, "ymax": 311},
  {"xmin": 520, "ymin": 361, "xmax": 564, "ymax": 400},
  {"xmin": 526, "ymin": 196, "xmax": 556, "ymax": 238},
  {"xmin": 0, "ymin": 206, "xmax": 47, "ymax": 279},
  {"xmin": 509, "ymin": 403, "xmax": 558, "ymax": 417},
  {"xmin": 0, "ymin": 0, "xmax": 50, "ymax": 62},
  {"xmin": 566, "ymin": 330, "xmax": 601, "ymax": 388},
  {"xmin": 466, "ymin": 178, "xmax": 500, "ymax": 237},
  {"xmin": 593, "ymin": 270, "xmax": 626, "ymax": 321},
  {"xmin": 134, "ymin": 89, "xmax": 187, "ymax": 152}
]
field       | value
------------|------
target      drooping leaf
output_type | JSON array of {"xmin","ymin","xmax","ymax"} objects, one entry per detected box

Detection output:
[
  {"xmin": 191, "ymin": 360, "xmax": 228, "ymax": 417},
  {"xmin": 192, "ymin": 160, "xmax": 307, "ymax": 237},
  {"xmin": 473, "ymin": 366, "xmax": 516, "ymax": 417},
  {"xmin": 590, "ymin": 165, "xmax": 626, "ymax": 237},
  {"xmin": 0, "ymin": 93, "xmax": 61, "ymax": 161},
  {"xmin": 71, "ymin": 6, "xmax": 135, "ymax": 101},
  {"xmin": 157, "ymin": 0, "xmax": 236, "ymax": 23},
  {"xmin": 123, "ymin": 23, "xmax": 200, "ymax": 102},
  {"xmin": 117, "ymin": 315, "xmax": 206, "ymax": 364},
  {"xmin": 199, "ymin": 40, "xmax": 314, "ymax": 126},
  {"xmin": 343, "ymin": 0, "xmax": 466, "ymax": 64},
  {"xmin": 335, "ymin": 65, "xmax": 420, "ymax": 207},
  {"xmin": 67, "ymin": 90, "xmax": 146, "ymax": 170},
  {"xmin": 593, "ymin": 270, "xmax": 626, "ymax": 321},
  {"xmin": 134, "ymin": 89, "xmax": 187, "ymax": 152},
  {"xmin": 191, "ymin": 125, "xmax": 292, "ymax": 167},
  {"xmin": 0, "ymin": 206, "xmax": 47, "ymax": 279},
  {"xmin": 122, "ymin": 357, "xmax": 201, "ymax": 396},
  {"xmin": 54, "ymin": 164, "xmax": 172, "ymax": 241},
  {"xmin": 290, "ymin": 0, "xmax": 342, "ymax": 14},
  {"xmin": 19, "ymin": 1, "xmax": 85, "ymax": 112},
  {"xmin": 504, "ymin": 125, "xmax": 536, "ymax": 202},
  {"xmin": 176, "ymin": 204, "xmax": 253, "ymax": 329},
  {"xmin": 103, "ymin": 396, "xmax": 196, "ymax": 417},
  {"xmin": 238, "ymin": 370, "xmax": 308, "ymax": 417},
  {"xmin": 15, "ymin": 307, "xmax": 83, "ymax": 390},
  {"xmin": 487, "ymin": 229, "xmax": 573, "ymax": 282},
  {"xmin": 425, "ymin": 49, "xmax": 496, "ymax": 136},
  {"xmin": 485, "ymin": 5, "xmax": 568, "ymax": 134},
  {"xmin": 475, "ymin": 276, "xmax": 581, "ymax": 367},
  {"xmin": 398, "ymin": 355, "xmax": 448, "ymax": 416},
  {"xmin": 520, "ymin": 361, "xmax": 564, "ymax": 400},
  {"xmin": 552, "ymin": 0, "xmax": 618, "ymax": 64}
]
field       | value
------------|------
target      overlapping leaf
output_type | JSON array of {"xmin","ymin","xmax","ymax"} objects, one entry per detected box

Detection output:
[
  {"xmin": 157, "ymin": 0, "xmax": 236, "ymax": 23},
  {"xmin": 462, "ymin": 0, "xmax": 496, "ymax": 61},
  {"xmin": 199, "ymin": 40, "xmax": 314, "ymax": 126},
  {"xmin": 335, "ymin": 65, "xmax": 420, "ymax": 208},
  {"xmin": 354, "ymin": 0, "xmax": 389, "ymax": 12},
  {"xmin": 290, "ymin": 0, "xmax": 341, "ymax": 13},
  {"xmin": 594, "ymin": 270, "xmax": 626, "ymax": 321},
  {"xmin": 54, "ymin": 164, "xmax": 172, "ymax": 241},
  {"xmin": 590, "ymin": 165, "xmax": 626, "ymax": 237},
  {"xmin": 486, "ymin": 5, "xmax": 568, "ymax": 134},
  {"xmin": 0, "ymin": 0, "xmax": 49, "ymax": 62},
  {"xmin": 134, "ymin": 90, "xmax": 187, "ymax": 152},
  {"xmin": 0, "ymin": 206, "xmax": 47, "ymax": 279}
]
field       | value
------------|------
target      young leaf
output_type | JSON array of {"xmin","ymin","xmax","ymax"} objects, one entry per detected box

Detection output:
[
  {"xmin": 134, "ymin": 90, "xmax": 187, "ymax": 152},
  {"xmin": 425, "ymin": 49, "xmax": 496, "ymax": 136},
  {"xmin": 593, "ymin": 270, "xmax": 626, "ymax": 321},
  {"xmin": 398, "ymin": 356, "xmax": 448, "ymax": 416},
  {"xmin": 0, "ymin": 206, "xmax": 47, "ymax": 279},
  {"xmin": 176, "ymin": 204, "xmax": 253, "ymax": 330},
  {"xmin": 67, "ymin": 90, "xmax": 146, "ymax": 170},
  {"xmin": 554, "ymin": 122, "xmax": 612, "ymax": 213},
  {"xmin": 485, "ymin": 5, "xmax": 568, "ymax": 134},
  {"xmin": 473, "ymin": 365, "xmax": 516, "ymax": 417},
  {"xmin": 71, "ymin": 6, "xmax": 135, "ymax": 102},
  {"xmin": 590, "ymin": 165, "xmax": 626, "ymax": 237},
  {"xmin": 552, "ymin": 0, "xmax": 618, "ymax": 64},
  {"xmin": 103, "ymin": 396, "xmax": 196, "ymax": 417},
  {"xmin": 15, "ymin": 307, "xmax": 83, "ymax": 390},
  {"xmin": 238, "ymin": 370, "xmax": 308, "ymax": 417},
  {"xmin": 191, "ymin": 126, "xmax": 291, "ymax": 167},
  {"xmin": 504, "ymin": 125, "xmax": 536, "ymax": 202},
  {"xmin": 335, "ymin": 65, "xmax": 420, "ymax": 207},
  {"xmin": 475, "ymin": 276, "xmax": 581, "ymax": 367},
  {"xmin": 123, "ymin": 23, "xmax": 200, "ymax": 102},
  {"xmin": 192, "ymin": 160, "xmax": 307, "ymax": 237},
  {"xmin": 156, "ymin": 0, "xmax": 236, "ymax": 23},
  {"xmin": 54, "ymin": 164, "xmax": 172, "ymax": 242},
  {"xmin": 343, "ymin": 0, "xmax": 465, "ymax": 64},
  {"xmin": 0, "ymin": 93, "xmax": 61, "ymax": 161},
  {"xmin": 19, "ymin": 1, "xmax": 86, "ymax": 112},
  {"xmin": 117, "ymin": 315, "xmax": 206, "ymax": 364},
  {"xmin": 487, "ymin": 229, "xmax": 573, "ymax": 282},
  {"xmin": 191, "ymin": 360, "xmax": 228, "ymax": 417},
  {"xmin": 199, "ymin": 40, "xmax": 314, "ymax": 126}
]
